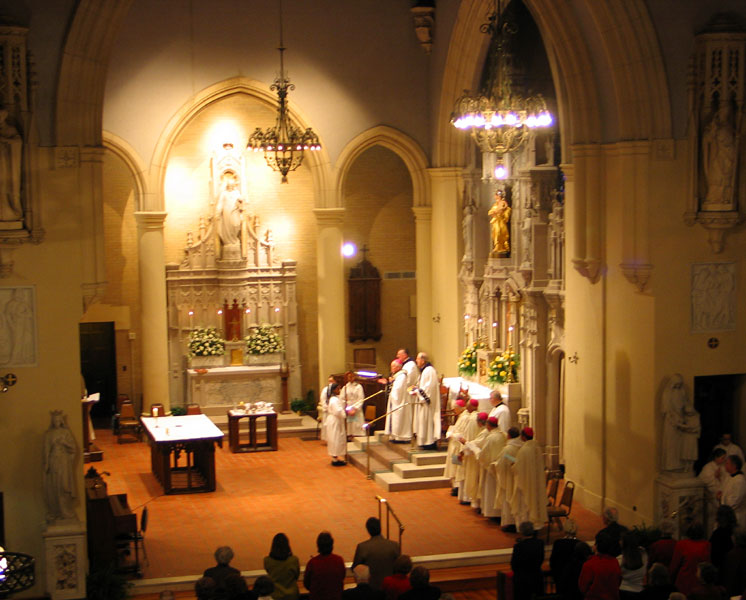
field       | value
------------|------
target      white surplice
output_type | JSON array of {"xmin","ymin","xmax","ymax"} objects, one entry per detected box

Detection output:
[
  {"xmin": 342, "ymin": 381, "xmax": 365, "ymax": 437},
  {"xmin": 385, "ymin": 371, "xmax": 411, "ymax": 441},
  {"xmin": 488, "ymin": 402, "xmax": 511, "ymax": 434},
  {"xmin": 723, "ymin": 471, "xmax": 746, "ymax": 527},
  {"xmin": 414, "ymin": 364, "xmax": 441, "ymax": 446},
  {"xmin": 325, "ymin": 394, "xmax": 347, "ymax": 459}
]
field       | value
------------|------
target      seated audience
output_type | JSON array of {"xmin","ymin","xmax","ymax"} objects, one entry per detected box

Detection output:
[
  {"xmin": 550, "ymin": 519, "xmax": 579, "ymax": 585},
  {"xmin": 720, "ymin": 527, "xmax": 746, "ymax": 596},
  {"xmin": 556, "ymin": 541, "xmax": 592, "ymax": 600},
  {"xmin": 399, "ymin": 566, "xmax": 440, "ymax": 600},
  {"xmin": 647, "ymin": 521, "xmax": 677, "ymax": 571},
  {"xmin": 352, "ymin": 517, "xmax": 401, "ymax": 590},
  {"xmin": 688, "ymin": 562, "xmax": 726, "ymax": 600},
  {"xmin": 619, "ymin": 531, "xmax": 647, "ymax": 600},
  {"xmin": 263, "ymin": 532, "xmax": 300, "ymax": 600},
  {"xmin": 196, "ymin": 576, "xmax": 218, "ymax": 600},
  {"xmin": 204, "ymin": 546, "xmax": 241, "ymax": 600},
  {"xmin": 303, "ymin": 531, "xmax": 346, "ymax": 600},
  {"xmin": 709, "ymin": 505, "xmax": 736, "ymax": 570},
  {"xmin": 224, "ymin": 573, "xmax": 252, "ymax": 600},
  {"xmin": 343, "ymin": 564, "xmax": 386, "ymax": 600},
  {"xmin": 670, "ymin": 522, "xmax": 711, "ymax": 595},
  {"xmin": 579, "ymin": 532, "xmax": 622, "ymax": 600},
  {"xmin": 511, "ymin": 521, "xmax": 545, "ymax": 600},
  {"xmin": 598, "ymin": 507, "xmax": 629, "ymax": 557},
  {"xmin": 253, "ymin": 576, "xmax": 275, "ymax": 600},
  {"xmin": 382, "ymin": 555, "xmax": 413, "ymax": 600},
  {"xmin": 637, "ymin": 563, "xmax": 676, "ymax": 600}
]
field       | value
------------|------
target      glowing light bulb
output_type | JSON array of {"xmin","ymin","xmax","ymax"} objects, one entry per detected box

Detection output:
[{"xmin": 342, "ymin": 242, "xmax": 356, "ymax": 257}]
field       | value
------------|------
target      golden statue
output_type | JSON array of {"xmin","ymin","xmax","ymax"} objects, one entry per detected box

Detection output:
[{"xmin": 488, "ymin": 190, "xmax": 511, "ymax": 256}]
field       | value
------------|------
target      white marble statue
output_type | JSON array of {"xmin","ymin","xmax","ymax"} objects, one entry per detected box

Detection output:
[
  {"xmin": 0, "ymin": 108, "xmax": 23, "ymax": 223},
  {"xmin": 215, "ymin": 173, "xmax": 244, "ymax": 247},
  {"xmin": 702, "ymin": 102, "xmax": 737, "ymax": 209},
  {"xmin": 462, "ymin": 200, "xmax": 475, "ymax": 261},
  {"xmin": 661, "ymin": 374, "xmax": 700, "ymax": 474},
  {"xmin": 43, "ymin": 411, "xmax": 78, "ymax": 522}
]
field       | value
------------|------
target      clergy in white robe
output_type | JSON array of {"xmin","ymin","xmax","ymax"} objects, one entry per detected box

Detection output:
[
  {"xmin": 317, "ymin": 376, "xmax": 335, "ymax": 442},
  {"xmin": 488, "ymin": 390, "xmax": 511, "ymax": 434},
  {"xmin": 699, "ymin": 448, "xmax": 727, "ymax": 530},
  {"xmin": 511, "ymin": 427, "xmax": 548, "ymax": 530},
  {"xmin": 715, "ymin": 433, "xmax": 745, "ymax": 463},
  {"xmin": 342, "ymin": 372, "xmax": 366, "ymax": 437},
  {"xmin": 444, "ymin": 399, "xmax": 469, "ymax": 493},
  {"xmin": 494, "ymin": 427, "xmax": 523, "ymax": 531},
  {"xmin": 457, "ymin": 406, "xmax": 484, "ymax": 504},
  {"xmin": 477, "ymin": 417, "xmax": 506, "ymax": 518},
  {"xmin": 384, "ymin": 361, "xmax": 412, "ymax": 441},
  {"xmin": 723, "ymin": 455, "xmax": 746, "ymax": 526},
  {"xmin": 413, "ymin": 353, "xmax": 441, "ymax": 448},
  {"xmin": 397, "ymin": 348, "xmax": 419, "ymax": 389},
  {"xmin": 325, "ymin": 384, "xmax": 348, "ymax": 465},
  {"xmin": 463, "ymin": 412, "xmax": 489, "ymax": 507}
]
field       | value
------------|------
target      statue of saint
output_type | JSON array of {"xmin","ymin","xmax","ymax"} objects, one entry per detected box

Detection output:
[
  {"xmin": 215, "ymin": 173, "xmax": 243, "ymax": 247},
  {"xmin": 702, "ymin": 102, "xmax": 737, "ymax": 209},
  {"xmin": 462, "ymin": 200, "xmax": 475, "ymax": 260},
  {"xmin": 661, "ymin": 374, "xmax": 700, "ymax": 474},
  {"xmin": 488, "ymin": 190, "xmax": 511, "ymax": 256},
  {"xmin": 43, "ymin": 411, "xmax": 78, "ymax": 522},
  {"xmin": 0, "ymin": 108, "xmax": 23, "ymax": 223}
]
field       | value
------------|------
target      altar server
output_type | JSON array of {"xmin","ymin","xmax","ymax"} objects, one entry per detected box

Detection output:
[
  {"xmin": 317, "ymin": 375, "xmax": 335, "ymax": 442},
  {"xmin": 325, "ymin": 383, "xmax": 348, "ymax": 466},
  {"xmin": 342, "ymin": 371, "xmax": 365, "ymax": 438}
]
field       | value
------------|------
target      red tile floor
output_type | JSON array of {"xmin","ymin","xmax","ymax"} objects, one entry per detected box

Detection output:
[{"xmin": 89, "ymin": 426, "xmax": 603, "ymax": 580}]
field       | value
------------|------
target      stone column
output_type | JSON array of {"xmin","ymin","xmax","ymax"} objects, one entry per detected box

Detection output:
[
  {"xmin": 428, "ymin": 168, "xmax": 462, "ymax": 371},
  {"xmin": 412, "ymin": 206, "xmax": 433, "ymax": 355},
  {"xmin": 79, "ymin": 147, "xmax": 107, "ymax": 308},
  {"xmin": 135, "ymin": 212, "xmax": 170, "ymax": 414},
  {"xmin": 314, "ymin": 208, "xmax": 346, "ymax": 389}
]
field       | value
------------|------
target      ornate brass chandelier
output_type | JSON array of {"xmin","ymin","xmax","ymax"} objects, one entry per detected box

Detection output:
[
  {"xmin": 247, "ymin": 0, "xmax": 320, "ymax": 183},
  {"xmin": 450, "ymin": 0, "xmax": 552, "ymax": 166}
]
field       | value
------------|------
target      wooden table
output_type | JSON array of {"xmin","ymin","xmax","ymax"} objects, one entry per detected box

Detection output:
[
  {"xmin": 141, "ymin": 415, "xmax": 224, "ymax": 494},
  {"xmin": 227, "ymin": 410, "xmax": 278, "ymax": 453}
]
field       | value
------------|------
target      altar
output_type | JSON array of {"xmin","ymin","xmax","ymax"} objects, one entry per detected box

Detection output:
[{"xmin": 187, "ymin": 365, "xmax": 288, "ymax": 412}]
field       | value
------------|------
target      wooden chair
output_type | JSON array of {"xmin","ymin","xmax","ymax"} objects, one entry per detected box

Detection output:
[
  {"xmin": 116, "ymin": 505, "xmax": 149, "ymax": 574},
  {"xmin": 546, "ymin": 481, "xmax": 575, "ymax": 541},
  {"xmin": 117, "ymin": 401, "xmax": 141, "ymax": 443},
  {"xmin": 186, "ymin": 403, "xmax": 201, "ymax": 415},
  {"xmin": 546, "ymin": 477, "xmax": 559, "ymax": 507}
]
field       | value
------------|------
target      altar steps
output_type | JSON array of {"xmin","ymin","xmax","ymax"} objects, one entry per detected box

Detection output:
[
  {"xmin": 200, "ymin": 408, "xmax": 319, "ymax": 438},
  {"xmin": 346, "ymin": 431, "xmax": 451, "ymax": 491}
]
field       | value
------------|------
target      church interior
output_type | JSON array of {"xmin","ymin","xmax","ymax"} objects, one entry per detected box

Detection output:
[{"xmin": 1, "ymin": 0, "xmax": 746, "ymax": 598}]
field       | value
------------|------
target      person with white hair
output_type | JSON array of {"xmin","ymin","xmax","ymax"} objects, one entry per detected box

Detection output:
[
  {"xmin": 412, "ymin": 352, "xmax": 441, "ymax": 449},
  {"xmin": 342, "ymin": 564, "xmax": 384, "ymax": 599},
  {"xmin": 488, "ymin": 389, "xmax": 511, "ymax": 433},
  {"xmin": 203, "ymin": 546, "xmax": 240, "ymax": 600},
  {"xmin": 385, "ymin": 360, "xmax": 411, "ymax": 442},
  {"xmin": 597, "ymin": 506, "xmax": 629, "ymax": 557}
]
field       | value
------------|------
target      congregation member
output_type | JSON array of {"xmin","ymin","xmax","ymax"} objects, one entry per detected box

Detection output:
[
  {"xmin": 382, "ymin": 555, "xmax": 413, "ymax": 600},
  {"xmin": 646, "ymin": 521, "xmax": 677, "ymax": 571},
  {"xmin": 204, "ymin": 546, "xmax": 241, "ymax": 600},
  {"xmin": 700, "ymin": 449, "xmax": 727, "ymax": 530},
  {"xmin": 618, "ymin": 532, "xmax": 646, "ymax": 600},
  {"xmin": 352, "ymin": 517, "xmax": 401, "ymax": 590},
  {"xmin": 510, "ymin": 522, "xmax": 545, "ymax": 600},
  {"xmin": 224, "ymin": 573, "xmax": 252, "ymax": 600},
  {"xmin": 488, "ymin": 390, "xmax": 511, "ymax": 433},
  {"xmin": 399, "ymin": 566, "xmax": 440, "ymax": 600},
  {"xmin": 443, "ymin": 398, "xmax": 469, "ymax": 496},
  {"xmin": 343, "ymin": 371, "xmax": 366, "ymax": 438},
  {"xmin": 511, "ymin": 427, "xmax": 548, "ymax": 529},
  {"xmin": 385, "ymin": 360, "xmax": 412, "ymax": 443},
  {"xmin": 196, "ymin": 577, "xmax": 218, "ymax": 600},
  {"xmin": 253, "ymin": 575, "xmax": 275, "ymax": 600},
  {"xmin": 637, "ymin": 563, "xmax": 676, "ymax": 600},
  {"xmin": 557, "ymin": 541, "xmax": 592, "ymax": 600},
  {"xmin": 303, "ymin": 531, "xmax": 346, "ymax": 600},
  {"xmin": 263, "ymin": 532, "xmax": 300, "ymax": 600},
  {"xmin": 578, "ymin": 532, "xmax": 622, "ymax": 600},
  {"xmin": 343, "ymin": 565, "xmax": 386, "ymax": 600},
  {"xmin": 412, "ymin": 352, "xmax": 440, "ymax": 450},
  {"xmin": 550, "ymin": 518, "xmax": 580, "ymax": 585},
  {"xmin": 495, "ymin": 427, "xmax": 523, "ymax": 532},
  {"xmin": 715, "ymin": 433, "xmax": 744, "ymax": 463},
  {"xmin": 709, "ymin": 505, "xmax": 736, "ymax": 570},
  {"xmin": 670, "ymin": 522, "xmax": 711, "ymax": 596},
  {"xmin": 720, "ymin": 527, "xmax": 746, "ymax": 597},
  {"xmin": 597, "ymin": 507, "xmax": 629, "ymax": 557},
  {"xmin": 476, "ymin": 415, "xmax": 506, "ymax": 519},
  {"xmin": 325, "ymin": 383, "xmax": 348, "ymax": 466},
  {"xmin": 722, "ymin": 455, "xmax": 746, "ymax": 526},
  {"xmin": 687, "ymin": 562, "xmax": 726, "ymax": 600},
  {"xmin": 461, "ymin": 411, "xmax": 489, "ymax": 509}
]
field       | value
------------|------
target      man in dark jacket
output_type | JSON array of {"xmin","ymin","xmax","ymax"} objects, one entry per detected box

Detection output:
[{"xmin": 352, "ymin": 517, "xmax": 401, "ymax": 590}]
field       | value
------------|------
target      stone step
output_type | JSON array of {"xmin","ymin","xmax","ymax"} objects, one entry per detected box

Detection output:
[
  {"xmin": 393, "ymin": 461, "xmax": 445, "ymax": 479},
  {"xmin": 410, "ymin": 451, "xmax": 448, "ymax": 466},
  {"xmin": 346, "ymin": 450, "xmax": 390, "ymax": 477},
  {"xmin": 374, "ymin": 471, "xmax": 452, "ymax": 492}
]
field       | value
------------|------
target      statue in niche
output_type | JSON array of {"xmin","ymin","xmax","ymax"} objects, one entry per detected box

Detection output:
[
  {"xmin": 215, "ymin": 171, "xmax": 244, "ymax": 247},
  {"xmin": 44, "ymin": 410, "xmax": 78, "ymax": 522},
  {"xmin": 488, "ymin": 189, "xmax": 511, "ymax": 256},
  {"xmin": 462, "ymin": 199, "xmax": 475, "ymax": 261},
  {"xmin": 702, "ymin": 101, "xmax": 737, "ymax": 210},
  {"xmin": 661, "ymin": 374, "xmax": 700, "ymax": 474},
  {"xmin": 0, "ymin": 108, "xmax": 23, "ymax": 223}
]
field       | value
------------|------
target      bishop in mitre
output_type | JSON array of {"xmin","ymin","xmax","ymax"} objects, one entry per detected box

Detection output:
[
  {"xmin": 477, "ymin": 416, "xmax": 507, "ymax": 519},
  {"xmin": 444, "ymin": 398, "xmax": 469, "ymax": 496},
  {"xmin": 463, "ymin": 412, "xmax": 490, "ymax": 509},
  {"xmin": 494, "ymin": 426, "xmax": 523, "ymax": 532},
  {"xmin": 511, "ymin": 427, "xmax": 548, "ymax": 530},
  {"xmin": 457, "ymin": 405, "xmax": 483, "ymax": 504}
]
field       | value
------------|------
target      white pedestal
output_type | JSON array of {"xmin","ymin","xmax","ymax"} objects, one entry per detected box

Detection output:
[
  {"xmin": 187, "ymin": 365, "xmax": 283, "ymax": 411},
  {"xmin": 655, "ymin": 472, "xmax": 706, "ymax": 538},
  {"xmin": 42, "ymin": 521, "xmax": 87, "ymax": 600}
]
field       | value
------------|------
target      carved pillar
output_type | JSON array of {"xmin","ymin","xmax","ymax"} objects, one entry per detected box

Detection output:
[
  {"xmin": 429, "ymin": 168, "xmax": 462, "ymax": 370},
  {"xmin": 79, "ymin": 147, "xmax": 107, "ymax": 308},
  {"xmin": 413, "ymin": 206, "xmax": 433, "ymax": 355},
  {"xmin": 314, "ymin": 208, "xmax": 345, "ymax": 388},
  {"xmin": 135, "ymin": 212, "xmax": 170, "ymax": 414},
  {"xmin": 569, "ymin": 146, "xmax": 602, "ymax": 282}
]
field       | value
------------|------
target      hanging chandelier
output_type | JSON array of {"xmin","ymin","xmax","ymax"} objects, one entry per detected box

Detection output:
[
  {"xmin": 450, "ymin": 0, "xmax": 552, "ymax": 164},
  {"xmin": 247, "ymin": 0, "xmax": 320, "ymax": 184}
]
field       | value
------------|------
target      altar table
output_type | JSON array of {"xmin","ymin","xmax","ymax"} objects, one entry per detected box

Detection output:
[
  {"xmin": 141, "ymin": 414, "xmax": 224, "ymax": 494},
  {"xmin": 227, "ymin": 410, "xmax": 278, "ymax": 453}
]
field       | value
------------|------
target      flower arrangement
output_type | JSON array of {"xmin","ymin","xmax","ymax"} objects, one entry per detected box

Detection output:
[
  {"xmin": 487, "ymin": 350, "xmax": 520, "ymax": 384},
  {"xmin": 458, "ymin": 342, "xmax": 484, "ymax": 376},
  {"xmin": 245, "ymin": 324, "xmax": 284, "ymax": 355},
  {"xmin": 188, "ymin": 327, "xmax": 225, "ymax": 357}
]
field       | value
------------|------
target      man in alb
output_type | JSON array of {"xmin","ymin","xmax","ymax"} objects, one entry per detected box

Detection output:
[
  {"xmin": 444, "ymin": 399, "xmax": 469, "ymax": 496},
  {"xmin": 454, "ymin": 398, "xmax": 480, "ymax": 502},
  {"xmin": 477, "ymin": 416, "xmax": 507, "ymax": 519},
  {"xmin": 384, "ymin": 360, "xmax": 411, "ymax": 442},
  {"xmin": 495, "ymin": 427, "xmax": 523, "ymax": 532},
  {"xmin": 462, "ymin": 412, "xmax": 489, "ymax": 509},
  {"xmin": 342, "ymin": 371, "xmax": 365, "ymax": 438},
  {"xmin": 699, "ymin": 448, "xmax": 726, "ymax": 530},
  {"xmin": 317, "ymin": 375, "xmax": 335, "ymax": 442},
  {"xmin": 488, "ymin": 390, "xmax": 511, "ymax": 434},
  {"xmin": 511, "ymin": 427, "xmax": 548, "ymax": 530},
  {"xmin": 412, "ymin": 352, "xmax": 441, "ymax": 449},
  {"xmin": 722, "ymin": 454, "xmax": 746, "ymax": 527},
  {"xmin": 325, "ymin": 383, "xmax": 348, "ymax": 466},
  {"xmin": 397, "ymin": 348, "xmax": 419, "ymax": 389}
]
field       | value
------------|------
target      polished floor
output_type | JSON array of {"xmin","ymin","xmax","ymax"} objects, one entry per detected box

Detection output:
[{"xmin": 88, "ymin": 426, "xmax": 603, "ymax": 580}]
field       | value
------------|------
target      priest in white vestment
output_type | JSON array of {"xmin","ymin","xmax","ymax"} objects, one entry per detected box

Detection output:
[
  {"xmin": 722, "ymin": 455, "xmax": 746, "ymax": 526},
  {"xmin": 397, "ymin": 348, "xmax": 419, "ymax": 389},
  {"xmin": 511, "ymin": 427, "xmax": 548, "ymax": 529},
  {"xmin": 477, "ymin": 417, "xmax": 506, "ymax": 518},
  {"xmin": 444, "ymin": 399, "xmax": 469, "ymax": 495},
  {"xmin": 342, "ymin": 371, "xmax": 366, "ymax": 437},
  {"xmin": 385, "ymin": 360, "xmax": 412, "ymax": 442},
  {"xmin": 457, "ymin": 406, "xmax": 483, "ymax": 504},
  {"xmin": 699, "ymin": 448, "xmax": 726, "ymax": 530},
  {"xmin": 317, "ymin": 376, "xmax": 335, "ymax": 442},
  {"xmin": 325, "ymin": 383, "xmax": 348, "ymax": 466},
  {"xmin": 488, "ymin": 390, "xmax": 511, "ymax": 434},
  {"xmin": 412, "ymin": 352, "xmax": 441, "ymax": 448},
  {"xmin": 463, "ymin": 412, "xmax": 489, "ymax": 508},
  {"xmin": 715, "ymin": 433, "xmax": 745, "ymax": 463},
  {"xmin": 494, "ymin": 426, "xmax": 523, "ymax": 532}
]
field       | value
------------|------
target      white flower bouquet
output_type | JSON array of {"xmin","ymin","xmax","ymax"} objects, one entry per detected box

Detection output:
[
  {"xmin": 188, "ymin": 327, "xmax": 225, "ymax": 357},
  {"xmin": 245, "ymin": 324, "xmax": 284, "ymax": 355}
]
